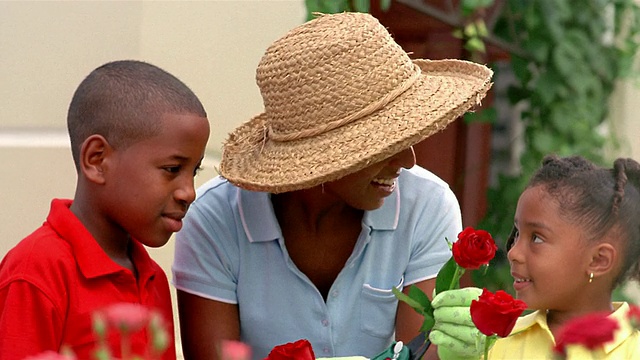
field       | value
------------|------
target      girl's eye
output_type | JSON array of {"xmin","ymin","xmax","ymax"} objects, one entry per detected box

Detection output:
[
  {"xmin": 532, "ymin": 235, "xmax": 543, "ymax": 243},
  {"xmin": 165, "ymin": 166, "xmax": 181, "ymax": 174},
  {"xmin": 506, "ymin": 228, "xmax": 519, "ymax": 251},
  {"xmin": 511, "ymin": 229, "xmax": 520, "ymax": 244}
]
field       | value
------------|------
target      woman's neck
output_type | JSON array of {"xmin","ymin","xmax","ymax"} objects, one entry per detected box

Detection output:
[{"xmin": 272, "ymin": 186, "xmax": 362, "ymax": 233}]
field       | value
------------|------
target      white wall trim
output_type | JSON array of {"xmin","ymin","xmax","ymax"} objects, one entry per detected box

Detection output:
[{"xmin": 0, "ymin": 129, "xmax": 70, "ymax": 148}]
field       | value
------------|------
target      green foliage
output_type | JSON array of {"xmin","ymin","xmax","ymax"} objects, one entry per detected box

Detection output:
[
  {"xmin": 304, "ymin": 0, "xmax": 390, "ymax": 20},
  {"xmin": 392, "ymin": 286, "xmax": 435, "ymax": 332},
  {"xmin": 435, "ymin": 257, "xmax": 463, "ymax": 294},
  {"xmin": 474, "ymin": 0, "xmax": 640, "ymax": 292}
]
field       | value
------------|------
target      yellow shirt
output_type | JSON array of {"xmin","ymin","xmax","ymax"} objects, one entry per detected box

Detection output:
[{"xmin": 489, "ymin": 302, "xmax": 640, "ymax": 359}]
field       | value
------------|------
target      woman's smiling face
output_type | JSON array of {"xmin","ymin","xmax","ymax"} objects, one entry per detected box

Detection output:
[{"xmin": 324, "ymin": 147, "xmax": 416, "ymax": 211}]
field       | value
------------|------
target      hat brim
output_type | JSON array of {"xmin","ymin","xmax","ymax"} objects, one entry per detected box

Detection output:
[{"xmin": 220, "ymin": 59, "xmax": 493, "ymax": 193}]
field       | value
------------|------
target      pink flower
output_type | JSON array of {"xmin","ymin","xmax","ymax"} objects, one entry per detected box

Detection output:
[
  {"xmin": 553, "ymin": 312, "xmax": 619, "ymax": 356},
  {"xmin": 102, "ymin": 303, "xmax": 151, "ymax": 333},
  {"xmin": 22, "ymin": 351, "xmax": 76, "ymax": 360},
  {"xmin": 220, "ymin": 340, "xmax": 252, "ymax": 360}
]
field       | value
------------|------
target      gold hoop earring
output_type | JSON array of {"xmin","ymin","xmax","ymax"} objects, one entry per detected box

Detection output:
[{"xmin": 589, "ymin": 272, "xmax": 594, "ymax": 283}]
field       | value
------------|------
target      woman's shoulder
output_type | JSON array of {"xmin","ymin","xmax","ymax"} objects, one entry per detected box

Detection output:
[
  {"xmin": 400, "ymin": 166, "xmax": 455, "ymax": 197},
  {"xmin": 398, "ymin": 166, "xmax": 459, "ymax": 211}
]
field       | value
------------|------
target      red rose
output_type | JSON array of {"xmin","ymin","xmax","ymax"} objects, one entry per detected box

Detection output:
[
  {"xmin": 628, "ymin": 304, "xmax": 640, "ymax": 329},
  {"xmin": 452, "ymin": 227, "xmax": 498, "ymax": 269},
  {"xmin": 470, "ymin": 288, "xmax": 527, "ymax": 337},
  {"xmin": 553, "ymin": 312, "xmax": 619, "ymax": 356},
  {"xmin": 264, "ymin": 339, "xmax": 315, "ymax": 360}
]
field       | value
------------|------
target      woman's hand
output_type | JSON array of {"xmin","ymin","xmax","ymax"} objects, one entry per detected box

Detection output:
[{"xmin": 429, "ymin": 287, "xmax": 485, "ymax": 360}]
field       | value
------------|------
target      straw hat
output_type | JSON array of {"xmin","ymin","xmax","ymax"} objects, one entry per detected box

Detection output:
[{"xmin": 220, "ymin": 12, "xmax": 493, "ymax": 193}]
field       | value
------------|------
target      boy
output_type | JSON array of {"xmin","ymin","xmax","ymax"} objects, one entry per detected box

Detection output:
[{"xmin": 0, "ymin": 60, "xmax": 210, "ymax": 360}]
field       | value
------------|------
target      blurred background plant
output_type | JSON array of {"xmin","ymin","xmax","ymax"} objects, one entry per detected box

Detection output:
[
  {"xmin": 303, "ymin": 0, "xmax": 640, "ymax": 299},
  {"xmin": 25, "ymin": 303, "xmax": 171, "ymax": 360}
]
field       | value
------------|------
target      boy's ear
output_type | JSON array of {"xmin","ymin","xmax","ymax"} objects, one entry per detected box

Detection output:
[
  {"xmin": 587, "ymin": 242, "xmax": 617, "ymax": 278},
  {"xmin": 79, "ymin": 134, "xmax": 112, "ymax": 184}
]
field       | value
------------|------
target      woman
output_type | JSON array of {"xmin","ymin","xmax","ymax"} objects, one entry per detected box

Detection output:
[{"xmin": 172, "ymin": 12, "xmax": 493, "ymax": 360}]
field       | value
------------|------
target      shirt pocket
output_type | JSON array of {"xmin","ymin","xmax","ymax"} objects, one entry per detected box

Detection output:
[{"xmin": 360, "ymin": 275, "xmax": 404, "ymax": 338}]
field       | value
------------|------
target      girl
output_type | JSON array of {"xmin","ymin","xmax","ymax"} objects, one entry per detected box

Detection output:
[{"xmin": 431, "ymin": 154, "xmax": 640, "ymax": 359}]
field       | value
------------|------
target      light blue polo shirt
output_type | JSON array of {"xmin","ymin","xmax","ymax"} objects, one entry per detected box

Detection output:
[{"xmin": 172, "ymin": 166, "xmax": 461, "ymax": 359}]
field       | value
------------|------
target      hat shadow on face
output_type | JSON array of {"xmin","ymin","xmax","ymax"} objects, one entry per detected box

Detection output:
[{"xmin": 221, "ymin": 12, "xmax": 493, "ymax": 194}]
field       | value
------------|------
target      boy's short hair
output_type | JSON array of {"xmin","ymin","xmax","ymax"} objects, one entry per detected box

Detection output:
[{"xmin": 67, "ymin": 60, "xmax": 207, "ymax": 170}]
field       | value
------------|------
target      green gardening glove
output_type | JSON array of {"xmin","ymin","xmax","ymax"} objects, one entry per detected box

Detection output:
[{"xmin": 429, "ymin": 287, "xmax": 486, "ymax": 360}]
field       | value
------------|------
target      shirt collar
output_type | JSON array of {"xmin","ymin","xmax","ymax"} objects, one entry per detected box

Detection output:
[
  {"xmin": 510, "ymin": 302, "xmax": 635, "ymax": 354},
  {"xmin": 238, "ymin": 189, "xmax": 281, "ymax": 243},
  {"xmin": 510, "ymin": 309, "xmax": 548, "ymax": 336},
  {"xmin": 238, "ymin": 182, "xmax": 401, "ymax": 242},
  {"xmin": 47, "ymin": 199, "xmax": 157, "ymax": 281},
  {"xmin": 363, "ymin": 182, "xmax": 400, "ymax": 230},
  {"xmin": 603, "ymin": 302, "xmax": 635, "ymax": 354}
]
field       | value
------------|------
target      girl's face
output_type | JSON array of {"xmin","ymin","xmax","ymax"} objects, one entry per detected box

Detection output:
[
  {"xmin": 323, "ymin": 146, "xmax": 416, "ymax": 210},
  {"xmin": 507, "ymin": 185, "xmax": 594, "ymax": 311}
]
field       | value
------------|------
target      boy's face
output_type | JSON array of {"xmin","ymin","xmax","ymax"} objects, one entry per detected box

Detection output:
[{"xmin": 103, "ymin": 112, "xmax": 210, "ymax": 248}]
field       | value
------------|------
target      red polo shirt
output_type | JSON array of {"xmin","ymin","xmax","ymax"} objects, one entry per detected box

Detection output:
[{"xmin": 0, "ymin": 199, "xmax": 176, "ymax": 360}]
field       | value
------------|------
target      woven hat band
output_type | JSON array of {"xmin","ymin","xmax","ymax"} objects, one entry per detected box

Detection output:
[{"xmin": 266, "ymin": 63, "xmax": 422, "ymax": 142}]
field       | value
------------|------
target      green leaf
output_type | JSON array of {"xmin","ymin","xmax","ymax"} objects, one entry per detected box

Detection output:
[
  {"xmin": 465, "ymin": 37, "xmax": 486, "ymax": 53},
  {"xmin": 464, "ymin": 108, "xmax": 496, "ymax": 124},
  {"xmin": 379, "ymin": 0, "xmax": 392, "ymax": 12},
  {"xmin": 510, "ymin": 56, "xmax": 531, "ymax": 84},
  {"xmin": 435, "ymin": 257, "xmax": 457, "ymax": 294},
  {"xmin": 534, "ymin": 70, "xmax": 560, "ymax": 106},
  {"xmin": 477, "ymin": 0, "xmax": 494, "ymax": 7},
  {"xmin": 464, "ymin": 23, "xmax": 478, "ymax": 38},
  {"xmin": 308, "ymin": 0, "xmax": 350, "ymax": 14},
  {"xmin": 506, "ymin": 85, "xmax": 529, "ymax": 104},
  {"xmin": 408, "ymin": 285, "xmax": 432, "ymax": 310},
  {"xmin": 532, "ymin": 131, "xmax": 556, "ymax": 154},
  {"xmin": 304, "ymin": 0, "xmax": 322, "ymax": 21},
  {"xmin": 419, "ymin": 315, "xmax": 435, "ymax": 332},
  {"xmin": 476, "ymin": 19, "xmax": 489, "ymax": 37},
  {"xmin": 353, "ymin": 0, "xmax": 370, "ymax": 13},
  {"xmin": 392, "ymin": 286, "xmax": 426, "ymax": 313},
  {"xmin": 461, "ymin": 0, "xmax": 494, "ymax": 16},
  {"xmin": 523, "ymin": 37, "xmax": 550, "ymax": 63}
]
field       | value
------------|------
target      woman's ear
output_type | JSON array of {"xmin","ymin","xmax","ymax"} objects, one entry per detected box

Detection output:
[
  {"xmin": 79, "ymin": 134, "xmax": 111, "ymax": 184},
  {"xmin": 587, "ymin": 242, "xmax": 617, "ymax": 278}
]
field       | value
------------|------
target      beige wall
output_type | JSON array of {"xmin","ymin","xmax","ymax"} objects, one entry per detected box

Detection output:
[
  {"xmin": 2, "ymin": 0, "xmax": 640, "ymax": 356},
  {"xmin": 610, "ymin": 80, "xmax": 640, "ymax": 159},
  {"xmin": 0, "ymin": 1, "xmax": 304, "ymax": 358}
]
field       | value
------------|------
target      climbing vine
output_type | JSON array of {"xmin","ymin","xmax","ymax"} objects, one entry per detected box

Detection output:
[{"xmin": 474, "ymin": 0, "xmax": 640, "ymax": 292}]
